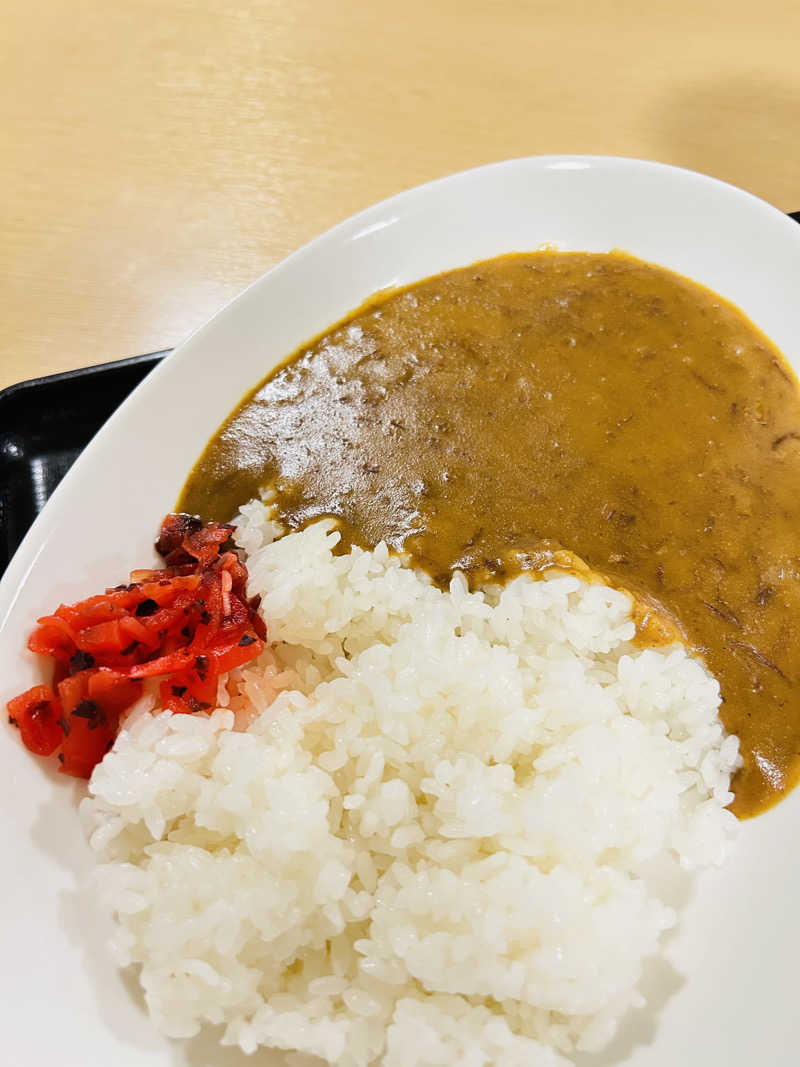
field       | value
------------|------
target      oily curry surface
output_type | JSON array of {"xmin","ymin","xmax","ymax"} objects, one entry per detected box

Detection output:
[{"xmin": 180, "ymin": 252, "xmax": 800, "ymax": 818}]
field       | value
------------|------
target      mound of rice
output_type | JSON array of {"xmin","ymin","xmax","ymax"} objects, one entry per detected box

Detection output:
[{"xmin": 81, "ymin": 501, "xmax": 740, "ymax": 1066}]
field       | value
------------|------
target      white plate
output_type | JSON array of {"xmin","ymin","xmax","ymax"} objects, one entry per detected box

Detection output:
[{"xmin": 2, "ymin": 156, "xmax": 800, "ymax": 1066}]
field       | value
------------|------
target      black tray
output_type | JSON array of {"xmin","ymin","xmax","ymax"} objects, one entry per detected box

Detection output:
[
  {"xmin": 0, "ymin": 351, "xmax": 169, "ymax": 574},
  {"xmin": 3, "ymin": 213, "xmax": 800, "ymax": 577}
]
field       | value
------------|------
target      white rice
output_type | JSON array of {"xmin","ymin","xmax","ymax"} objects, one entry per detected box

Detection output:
[{"xmin": 80, "ymin": 501, "xmax": 740, "ymax": 1066}]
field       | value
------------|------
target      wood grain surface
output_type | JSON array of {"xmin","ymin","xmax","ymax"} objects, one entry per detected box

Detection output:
[{"xmin": 2, "ymin": 0, "xmax": 799, "ymax": 391}]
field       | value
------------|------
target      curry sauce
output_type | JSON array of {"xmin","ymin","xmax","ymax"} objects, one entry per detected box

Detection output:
[{"xmin": 179, "ymin": 252, "xmax": 800, "ymax": 818}]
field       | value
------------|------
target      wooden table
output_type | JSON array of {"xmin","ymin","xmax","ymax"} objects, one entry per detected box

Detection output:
[{"xmin": 2, "ymin": 0, "xmax": 798, "ymax": 392}]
